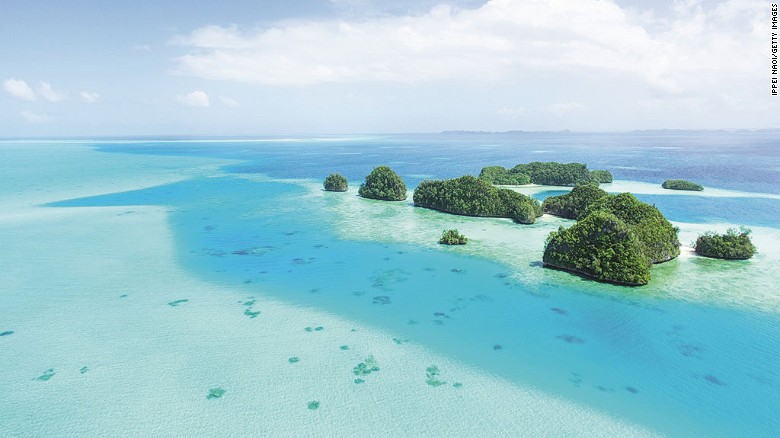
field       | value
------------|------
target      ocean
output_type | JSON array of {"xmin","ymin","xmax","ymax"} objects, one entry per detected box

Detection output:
[{"xmin": 1, "ymin": 132, "xmax": 779, "ymax": 437}]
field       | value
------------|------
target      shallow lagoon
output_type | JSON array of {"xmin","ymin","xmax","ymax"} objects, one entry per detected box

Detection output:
[{"xmin": 2, "ymin": 133, "xmax": 779, "ymax": 437}]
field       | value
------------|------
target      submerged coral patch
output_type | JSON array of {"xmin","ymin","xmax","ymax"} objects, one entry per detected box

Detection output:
[
  {"xmin": 425, "ymin": 366, "xmax": 446, "ymax": 387},
  {"xmin": 557, "ymin": 334, "xmax": 585, "ymax": 344},
  {"xmin": 244, "ymin": 308, "xmax": 260, "ymax": 318},
  {"xmin": 80, "ymin": 366, "xmax": 89, "ymax": 374},
  {"xmin": 353, "ymin": 356, "xmax": 380, "ymax": 377},
  {"xmin": 288, "ymin": 357, "xmax": 300, "ymax": 364},
  {"xmin": 35, "ymin": 368, "xmax": 55, "ymax": 381},
  {"xmin": 167, "ymin": 299, "xmax": 189, "ymax": 307},
  {"xmin": 307, "ymin": 400, "xmax": 320, "ymax": 410},
  {"xmin": 0, "ymin": 330, "xmax": 14, "ymax": 337},
  {"xmin": 207, "ymin": 387, "xmax": 226, "ymax": 399}
]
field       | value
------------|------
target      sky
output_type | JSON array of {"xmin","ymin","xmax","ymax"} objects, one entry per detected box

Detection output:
[{"xmin": 0, "ymin": 0, "xmax": 776, "ymax": 136}]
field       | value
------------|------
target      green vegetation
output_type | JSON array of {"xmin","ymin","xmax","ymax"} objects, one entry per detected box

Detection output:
[
  {"xmin": 543, "ymin": 211, "xmax": 652, "ymax": 285},
  {"xmin": 695, "ymin": 228, "xmax": 756, "ymax": 260},
  {"xmin": 323, "ymin": 173, "xmax": 348, "ymax": 192},
  {"xmin": 479, "ymin": 161, "xmax": 612, "ymax": 186},
  {"xmin": 589, "ymin": 170, "xmax": 613, "ymax": 183},
  {"xmin": 413, "ymin": 175, "xmax": 542, "ymax": 224},
  {"xmin": 358, "ymin": 166, "xmax": 407, "ymax": 201},
  {"xmin": 439, "ymin": 229, "xmax": 468, "ymax": 245},
  {"xmin": 662, "ymin": 179, "xmax": 704, "ymax": 191},
  {"xmin": 542, "ymin": 184, "xmax": 608, "ymax": 220},
  {"xmin": 543, "ymin": 192, "xmax": 680, "ymax": 285},
  {"xmin": 477, "ymin": 166, "xmax": 531, "ymax": 185},
  {"xmin": 582, "ymin": 193, "xmax": 680, "ymax": 263}
]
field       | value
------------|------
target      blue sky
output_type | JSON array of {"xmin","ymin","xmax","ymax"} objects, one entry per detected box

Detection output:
[{"xmin": 0, "ymin": 0, "xmax": 775, "ymax": 136}]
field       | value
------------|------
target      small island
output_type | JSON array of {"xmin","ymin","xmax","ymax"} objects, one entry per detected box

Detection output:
[
  {"xmin": 662, "ymin": 179, "xmax": 704, "ymax": 191},
  {"xmin": 589, "ymin": 170, "xmax": 613, "ymax": 184},
  {"xmin": 413, "ymin": 175, "xmax": 542, "ymax": 224},
  {"xmin": 543, "ymin": 211, "xmax": 652, "ymax": 285},
  {"xmin": 479, "ymin": 162, "xmax": 612, "ymax": 187},
  {"xmin": 695, "ymin": 228, "xmax": 756, "ymax": 260},
  {"xmin": 439, "ymin": 229, "xmax": 468, "ymax": 245},
  {"xmin": 323, "ymin": 173, "xmax": 348, "ymax": 192},
  {"xmin": 358, "ymin": 166, "xmax": 407, "ymax": 201},
  {"xmin": 542, "ymin": 183, "xmax": 608, "ymax": 220},
  {"xmin": 543, "ymin": 192, "xmax": 680, "ymax": 285}
]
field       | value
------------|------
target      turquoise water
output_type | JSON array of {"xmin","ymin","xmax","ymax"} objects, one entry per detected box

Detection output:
[{"xmin": 2, "ymin": 133, "xmax": 780, "ymax": 437}]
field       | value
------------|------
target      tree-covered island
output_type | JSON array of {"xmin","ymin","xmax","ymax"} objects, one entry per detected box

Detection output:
[
  {"xmin": 323, "ymin": 173, "xmax": 348, "ymax": 192},
  {"xmin": 695, "ymin": 228, "xmax": 756, "ymax": 260},
  {"xmin": 542, "ymin": 183, "xmax": 608, "ymax": 220},
  {"xmin": 358, "ymin": 166, "xmax": 407, "ymax": 201},
  {"xmin": 413, "ymin": 175, "xmax": 542, "ymax": 224},
  {"xmin": 543, "ymin": 192, "xmax": 680, "ymax": 285},
  {"xmin": 439, "ymin": 229, "xmax": 468, "ymax": 245},
  {"xmin": 479, "ymin": 162, "xmax": 612, "ymax": 186},
  {"xmin": 662, "ymin": 179, "xmax": 704, "ymax": 191}
]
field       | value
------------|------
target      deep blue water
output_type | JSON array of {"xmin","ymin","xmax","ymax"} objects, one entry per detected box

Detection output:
[
  {"xmin": 50, "ymin": 129, "xmax": 780, "ymax": 437},
  {"xmin": 97, "ymin": 131, "xmax": 780, "ymax": 197}
]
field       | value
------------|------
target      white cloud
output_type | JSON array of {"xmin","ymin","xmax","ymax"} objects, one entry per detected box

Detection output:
[
  {"xmin": 176, "ymin": 90, "xmax": 210, "ymax": 107},
  {"xmin": 219, "ymin": 95, "xmax": 239, "ymax": 107},
  {"xmin": 3, "ymin": 78, "xmax": 37, "ymax": 101},
  {"xmin": 80, "ymin": 91, "xmax": 101, "ymax": 103},
  {"xmin": 497, "ymin": 107, "xmax": 527, "ymax": 118},
  {"xmin": 38, "ymin": 81, "xmax": 66, "ymax": 102},
  {"xmin": 170, "ymin": 0, "xmax": 764, "ymax": 93},
  {"xmin": 547, "ymin": 102, "xmax": 586, "ymax": 117},
  {"xmin": 20, "ymin": 110, "xmax": 48, "ymax": 123}
]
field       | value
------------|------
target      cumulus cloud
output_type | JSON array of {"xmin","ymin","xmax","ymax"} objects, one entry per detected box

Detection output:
[
  {"xmin": 3, "ymin": 78, "xmax": 37, "ymax": 101},
  {"xmin": 80, "ymin": 91, "xmax": 101, "ymax": 103},
  {"xmin": 20, "ymin": 110, "xmax": 48, "ymax": 123},
  {"xmin": 176, "ymin": 90, "xmax": 210, "ymax": 107},
  {"xmin": 170, "ymin": 0, "xmax": 763, "ymax": 92},
  {"xmin": 219, "ymin": 95, "xmax": 239, "ymax": 107},
  {"xmin": 38, "ymin": 81, "xmax": 66, "ymax": 102}
]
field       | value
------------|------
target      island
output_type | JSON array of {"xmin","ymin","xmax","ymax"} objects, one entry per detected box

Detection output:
[
  {"xmin": 543, "ymin": 192, "xmax": 680, "ymax": 285},
  {"xmin": 542, "ymin": 183, "xmax": 608, "ymax": 220},
  {"xmin": 439, "ymin": 229, "xmax": 468, "ymax": 245},
  {"xmin": 695, "ymin": 228, "xmax": 756, "ymax": 260},
  {"xmin": 358, "ymin": 166, "xmax": 407, "ymax": 201},
  {"xmin": 413, "ymin": 175, "xmax": 542, "ymax": 224},
  {"xmin": 479, "ymin": 161, "xmax": 612, "ymax": 186},
  {"xmin": 543, "ymin": 211, "xmax": 652, "ymax": 285},
  {"xmin": 589, "ymin": 169, "xmax": 613, "ymax": 184},
  {"xmin": 662, "ymin": 179, "xmax": 704, "ymax": 191},
  {"xmin": 323, "ymin": 173, "xmax": 348, "ymax": 192}
]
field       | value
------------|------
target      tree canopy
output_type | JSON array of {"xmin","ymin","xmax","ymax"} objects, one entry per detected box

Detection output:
[
  {"xmin": 543, "ymin": 211, "xmax": 651, "ymax": 285},
  {"xmin": 413, "ymin": 175, "xmax": 542, "ymax": 224},
  {"xmin": 479, "ymin": 161, "xmax": 611, "ymax": 186},
  {"xmin": 695, "ymin": 228, "xmax": 756, "ymax": 260},
  {"xmin": 358, "ymin": 166, "xmax": 407, "ymax": 201},
  {"xmin": 323, "ymin": 173, "xmax": 348, "ymax": 192},
  {"xmin": 542, "ymin": 183, "xmax": 608, "ymax": 220},
  {"xmin": 662, "ymin": 179, "xmax": 704, "ymax": 191}
]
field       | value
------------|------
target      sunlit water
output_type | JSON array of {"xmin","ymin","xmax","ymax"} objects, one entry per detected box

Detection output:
[{"xmin": 1, "ymin": 132, "xmax": 779, "ymax": 437}]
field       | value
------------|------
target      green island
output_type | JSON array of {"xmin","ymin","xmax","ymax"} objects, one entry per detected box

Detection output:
[
  {"xmin": 662, "ymin": 179, "xmax": 704, "ymax": 191},
  {"xmin": 542, "ymin": 183, "xmax": 608, "ymax": 220},
  {"xmin": 358, "ymin": 166, "xmax": 407, "ymax": 201},
  {"xmin": 439, "ymin": 229, "xmax": 468, "ymax": 245},
  {"xmin": 413, "ymin": 175, "xmax": 542, "ymax": 224},
  {"xmin": 479, "ymin": 162, "xmax": 612, "ymax": 186},
  {"xmin": 543, "ymin": 192, "xmax": 680, "ymax": 285},
  {"xmin": 589, "ymin": 169, "xmax": 613, "ymax": 184},
  {"xmin": 323, "ymin": 173, "xmax": 348, "ymax": 192},
  {"xmin": 695, "ymin": 228, "xmax": 756, "ymax": 260}
]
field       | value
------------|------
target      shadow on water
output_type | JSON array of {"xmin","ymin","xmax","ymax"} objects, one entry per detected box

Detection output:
[{"xmin": 48, "ymin": 175, "xmax": 780, "ymax": 437}]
